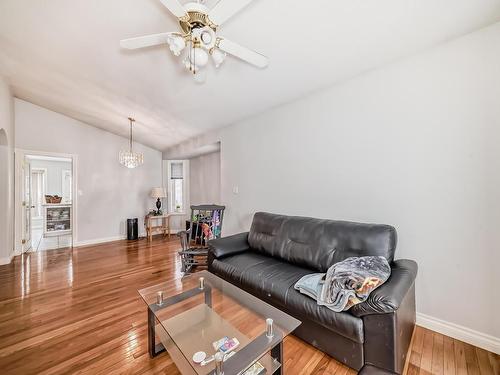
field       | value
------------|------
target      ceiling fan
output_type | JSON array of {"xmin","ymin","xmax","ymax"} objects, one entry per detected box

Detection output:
[{"xmin": 120, "ymin": 0, "xmax": 269, "ymax": 82}]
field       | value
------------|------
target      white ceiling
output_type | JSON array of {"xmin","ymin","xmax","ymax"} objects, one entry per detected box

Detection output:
[{"xmin": 1, "ymin": 0, "xmax": 499, "ymax": 151}]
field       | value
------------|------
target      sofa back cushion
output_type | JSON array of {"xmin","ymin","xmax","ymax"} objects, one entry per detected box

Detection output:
[{"xmin": 248, "ymin": 212, "xmax": 397, "ymax": 272}]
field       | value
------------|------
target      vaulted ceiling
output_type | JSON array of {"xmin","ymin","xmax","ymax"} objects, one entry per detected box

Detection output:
[{"xmin": 1, "ymin": 0, "xmax": 499, "ymax": 150}]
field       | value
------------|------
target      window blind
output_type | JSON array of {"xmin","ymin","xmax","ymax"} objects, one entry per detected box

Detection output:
[{"xmin": 170, "ymin": 162, "xmax": 183, "ymax": 179}]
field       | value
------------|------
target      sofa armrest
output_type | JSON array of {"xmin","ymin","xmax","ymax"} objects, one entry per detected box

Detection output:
[
  {"xmin": 350, "ymin": 259, "xmax": 418, "ymax": 317},
  {"xmin": 208, "ymin": 232, "xmax": 250, "ymax": 259}
]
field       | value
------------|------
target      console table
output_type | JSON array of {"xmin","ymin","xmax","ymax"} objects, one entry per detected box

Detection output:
[{"xmin": 145, "ymin": 214, "xmax": 171, "ymax": 241}]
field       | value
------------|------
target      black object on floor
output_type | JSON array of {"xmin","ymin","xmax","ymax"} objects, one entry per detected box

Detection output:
[{"xmin": 127, "ymin": 218, "xmax": 138, "ymax": 240}]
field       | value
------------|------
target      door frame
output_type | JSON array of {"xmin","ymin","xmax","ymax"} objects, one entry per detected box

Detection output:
[{"xmin": 14, "ymin": 149, "xmax": 78, "ymax": 255}]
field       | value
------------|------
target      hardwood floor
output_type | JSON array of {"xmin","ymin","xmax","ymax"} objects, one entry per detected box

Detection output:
[{"xmin": 0, "ymin": 237, "xmax": 497, "ymax": 374}]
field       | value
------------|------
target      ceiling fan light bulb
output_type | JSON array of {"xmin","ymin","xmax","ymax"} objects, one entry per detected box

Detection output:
[
  {"xmin": 167, "ymin": 35, "xmax": 185, "ymax": 56},
  {"xmin": 189, "ymin": 47, "xmax": 209, "ymax": 67},
  {"xmin": 212, "ymin": 49, "xmax": 227, "ymax": 68},
  {"xmin": 193, "ymin": 69, "xmax": 207, "ymax": 84},
  {"xmin": 201, "ymin": 31, "xmax": 212, "ymax": 45}
]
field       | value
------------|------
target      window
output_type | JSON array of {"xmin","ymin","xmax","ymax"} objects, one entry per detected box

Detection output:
[{"xmin": 169, "ymin": 161, "xmax": 184, "ymax": 212}]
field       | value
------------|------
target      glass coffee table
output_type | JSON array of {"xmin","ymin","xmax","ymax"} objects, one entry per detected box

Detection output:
[{"xmin": 138, "ymin": 271, "xmax": 301, "ymax": 375}]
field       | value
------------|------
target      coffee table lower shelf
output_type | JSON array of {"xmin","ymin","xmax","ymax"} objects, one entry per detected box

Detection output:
[{"xmin": 154, "ymin": 322, "xmax": 282, "ymax": 375}]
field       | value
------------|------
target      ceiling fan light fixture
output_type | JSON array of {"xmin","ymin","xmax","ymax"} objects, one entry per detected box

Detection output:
[
  {"xmin": 211, "ymin": 48, "xmax": 226, "ymax": 68},
  {"xmin": 189, "ymin": 47, "xmax": 209, "ymax": 67},
  {"xmin": 193, "ymin": 69, "xmax": 207, "ymax": 84},
  {"xmin": 201, "ymin": 31, "xmax": 212, "ymax": 44},
  {"xmin": 167, "ymin": 34, "xmax": 186, "ymax": 56},
  {"xmin": 120, "ymin": 0, "xmax": 269, "ymax": 82}
]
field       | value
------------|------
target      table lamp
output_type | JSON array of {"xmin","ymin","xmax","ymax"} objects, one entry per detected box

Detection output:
[{"xmin": 150, "ymin": 187, "xmax": 167, "ymax": 215}]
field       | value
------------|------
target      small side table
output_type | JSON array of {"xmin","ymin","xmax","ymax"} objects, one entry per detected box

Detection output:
[{"xmin": 145, "ymin": 214, "xmax": 171, "ymax": 241}]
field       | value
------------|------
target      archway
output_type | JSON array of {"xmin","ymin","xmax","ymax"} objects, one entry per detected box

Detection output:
[{"xmin": 0, "ymin": 128, "xmax": 9, "ymax": 260}]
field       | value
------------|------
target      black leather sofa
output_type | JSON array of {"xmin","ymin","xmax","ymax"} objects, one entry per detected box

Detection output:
[{"xmin": 208, "ymin": 212, "xmax": 417, "ymax": 374}]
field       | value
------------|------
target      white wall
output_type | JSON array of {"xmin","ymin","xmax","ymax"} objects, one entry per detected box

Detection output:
[
  {"xmin": 165, "ymin": 23, "xmax": 500, "ymax": 342},
  {"xmin": 29, "ymin": 159, "xmax": 72, "ymax": 196},
  {"xmin": 0, "ymin": 77, "xmax": 15, "ymax": 264},
  {"xmin": 190, "ymin": 151, "xmax": 221, "ymax": 205},
  {"xmin": 15, "ymin": 99, "xmax": 163, "ymax": 245}
]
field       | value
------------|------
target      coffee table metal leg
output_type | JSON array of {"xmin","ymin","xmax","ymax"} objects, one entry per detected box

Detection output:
[
  {"xmin": 204, "ymin": 286, "xmax": 212, "ymax": 308},
  {"xmin": 148, "ymin": 283, "xmax": 212, "ymax": 358},
  {"xmin": 271, "ymin": 341, "xmax": 283, "ymax": 375},
  {"xmin": 148, "ymin": 307, "xmax": 165, "ymax": 358}
]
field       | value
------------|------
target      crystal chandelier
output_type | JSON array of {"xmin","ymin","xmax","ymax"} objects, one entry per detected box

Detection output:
[{"xmin": 119, "ymin": 117, "xmax": 144, "ymax": 168}]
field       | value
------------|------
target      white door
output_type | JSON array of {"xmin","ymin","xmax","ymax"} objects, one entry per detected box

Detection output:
[{"xmin": 21, "ymin": 159, "xmax": 33, "ymax": 252}]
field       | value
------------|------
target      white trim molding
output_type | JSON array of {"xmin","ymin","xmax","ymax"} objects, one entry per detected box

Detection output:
[
  {"xmin": 74, "ymin": 236, "xmax": 130, "ymax": 248},
  {"xmin": 73, "ymin": 230, "xmax": 181, "ymax": 248},
  {"xmin": 0, "ymin": 255, "xmax": 14, "ymax": 266},
  {"xmin": 417, "ymin": 313, "xmax": 500, "ymax": 354}
]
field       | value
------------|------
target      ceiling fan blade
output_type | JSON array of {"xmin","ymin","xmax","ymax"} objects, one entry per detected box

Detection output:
[
  {"xmin": 159, "ymin": 0, "xmax": 188, "ymax": 19},
  {"xmin": 217, "ymin": 38, "xmax": 268, "ymax": 68},
  {"xmin": 208, "ymin": 0, "xmax": 254, "ymax": 26},
  {"xmin": 120, "ymin": 32, "xmax": 174, "ymax": 49}
]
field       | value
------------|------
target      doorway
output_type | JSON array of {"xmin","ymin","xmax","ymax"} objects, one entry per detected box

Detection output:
[{"xmin": 15, "ymin": 151, "xmax": 76, "ymax": 253}]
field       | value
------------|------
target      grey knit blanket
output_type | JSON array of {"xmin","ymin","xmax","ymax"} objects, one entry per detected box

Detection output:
[{"xmin": 294, "ymin": 256, "xmax": 391, "ymax": 312}]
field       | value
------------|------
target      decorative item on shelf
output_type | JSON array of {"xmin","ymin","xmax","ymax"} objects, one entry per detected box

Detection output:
[
  {"xmin": 150, "ymin": 187, "xmax": 167, "ymax": 215},
  {"xmin": 45, "ymin": 195, "xmax": 62, "ymax": 204},
  {"xmin": 119, "ymin": 117, "xmax": 144, "ymax": 169},
  {"xmin": 175, "ymin": 204, "xmax": 181, "ymax": 213},
  {"xmin": 147, "ymin": 210, "xmax": 160, "ymax": 217}
]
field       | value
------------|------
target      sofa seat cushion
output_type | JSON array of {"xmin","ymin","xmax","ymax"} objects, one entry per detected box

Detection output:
[
  {"xmin": 210, "ymin": 252, "xmax": 270, "ymax": 283},
  {"xmin": 239, "ymin": 256, "xmax": 312, "ymax": 304},
  {"xmin": 211, "ymin": 251, "xmax": 364, "ymax": 344}
]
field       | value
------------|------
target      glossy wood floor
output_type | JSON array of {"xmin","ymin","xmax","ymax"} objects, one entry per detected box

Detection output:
[{"xmin": 0, "ymin": 237, "xmax": 498, "ymax": 374}]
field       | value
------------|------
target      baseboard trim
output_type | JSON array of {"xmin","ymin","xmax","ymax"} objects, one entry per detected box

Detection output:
[
  {"xmin": 74, "ymin": 234, "xmax": 145, "ymax": 247},
  {"xmin": 0, "ymin": 254, "xmax": 14, "ymax": 265},
  {"xmin": 74, "ymin": 236, "xmax": 126, "ymax": 247},
  {"xmin": 74, "ymin": 230, "xmax": 180, "ymax": 248},
  {"xmin": 417, "ymin": 312, "xmax": 499, "ymax": 354}
]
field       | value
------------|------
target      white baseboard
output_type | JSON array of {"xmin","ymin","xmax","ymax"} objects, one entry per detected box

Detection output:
[
  {"xmin": 74, "ymin": 233, "xmax": 144, "ymax": 247},
  {"xmin": 74, "ymin": 235, "xmax": 126, "ymax": 247},
  {"xmin": 0, "ymin": 254, "xmax": 14, "ymax": 265},
  {"xmin": 74, "ymin": 230, "xmax": 180, "ymax": 247},
  {"xmin": 417, "ymin": 312, "xmax": 499, "ymax": 354}
]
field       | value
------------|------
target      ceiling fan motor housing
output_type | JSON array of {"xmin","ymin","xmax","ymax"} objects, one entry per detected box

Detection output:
[{"xmin": 179, "ymin": 3, "xmax": 217, "ymax": 35}]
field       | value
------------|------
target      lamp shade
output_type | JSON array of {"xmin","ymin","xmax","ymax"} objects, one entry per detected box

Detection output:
[{"xmin": 150, "ymin": 187, "xmax": 167, "ymax": 199}]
